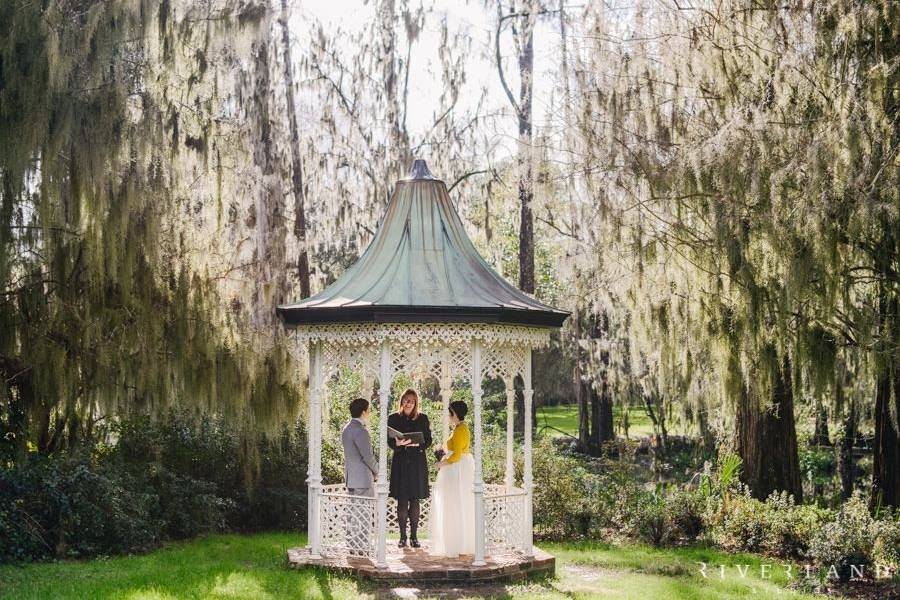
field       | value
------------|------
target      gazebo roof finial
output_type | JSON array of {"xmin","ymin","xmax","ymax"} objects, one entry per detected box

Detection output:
[{"xmin": 405, "ymin": 159, "xmax": 436, "ymax": 181}]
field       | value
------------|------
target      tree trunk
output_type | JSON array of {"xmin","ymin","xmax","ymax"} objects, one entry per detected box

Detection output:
[
  {"xmin": 589, "ymin": 311, "xmax": 614, "ymax": 453},
  {"xmin": 871, "ymin": 244, "xmax": 900, "ymax": 511},
  {"xmin": 871, "ymin": 363, "xmax": 900, "ymax": 510},
  {"xmin": 516, "ymin": 20, "xmax": 535, "ymax": 294},
  {"xmin": 0, "ymin": 354, "xmax": 33, "ymax": 461},
  {"xmin": 588, "ymin": 383, "xmax": 614, "ymax": 456},
  {"xmin": 697, "ymin": 399, "xmax": 715, "ymax": 453},
  {"xmin": 736, "ymin": 353, "xmax": 803, "ymax": 502},
  {"xmin": 250, "ymin": 28, "xmax": 287, "ymax": 328},
  {"xmin": 839, "ymin": 393, "xmax": 857, "ymax": 501},
  {"xmin": 813, "ymin": 401, "xmax": 830, "ymax": 446},
  {"xmin": 378, "ymin": 0, "xmax": 409, "ymax": 182},
  {"xmin": 279, "ymin": 0, "xmax": 311, "ymax": 299},
  {"xmin": 594, "ymin": 383, "xmax": 614, "ymax": 444},
  {"xmin": 575, "ymin": 309, "xmax": 589, "ymax": 449}
]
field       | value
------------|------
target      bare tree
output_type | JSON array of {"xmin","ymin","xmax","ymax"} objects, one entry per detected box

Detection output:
[
  {"xmin": 495, "ymin": 0, "xmax": 539, "ymax": 294},
  {"xmin": 279, "ymin": 0, "xmax": 311, "ymax": 299}
]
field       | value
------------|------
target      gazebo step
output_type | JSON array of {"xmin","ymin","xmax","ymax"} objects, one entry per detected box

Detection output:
[{"xmin": 286, "ymin": 543, "xmax": 555, "ymax": 585}]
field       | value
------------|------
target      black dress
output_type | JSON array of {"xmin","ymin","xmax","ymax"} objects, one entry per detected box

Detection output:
[{"xmin": 387, "ymin": 412, "xmax": 432, "ymax": 499}]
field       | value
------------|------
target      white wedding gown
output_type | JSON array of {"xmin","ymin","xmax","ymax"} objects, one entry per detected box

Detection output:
[{"xmin": 429, "ymin": 452, "xmax": 476, "ymax": 557}]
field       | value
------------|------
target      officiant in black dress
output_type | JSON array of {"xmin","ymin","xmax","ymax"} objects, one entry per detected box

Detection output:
[{"xmin": 387, "ymin": 388, "xmax": 432, "ymax": 548}]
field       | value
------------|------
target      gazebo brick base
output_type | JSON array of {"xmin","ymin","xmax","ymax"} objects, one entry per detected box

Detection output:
[{"xmin": 286, "ymin": 544, "xmax": 555, "ymax": 585}]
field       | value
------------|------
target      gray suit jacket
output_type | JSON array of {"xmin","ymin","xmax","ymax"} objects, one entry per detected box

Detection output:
[{"xmin": 341, "ymin": 419, "xmax": 377, "ymax": 490}]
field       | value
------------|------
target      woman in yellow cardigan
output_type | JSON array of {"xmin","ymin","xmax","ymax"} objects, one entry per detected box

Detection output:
[{"xmin": 429, "ymin": 401, "xmax": 475, "ymax": 557}]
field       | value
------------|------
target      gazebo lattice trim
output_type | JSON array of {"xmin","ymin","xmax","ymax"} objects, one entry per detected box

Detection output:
[
  {"xmin": 310, "ymin": 323, "xmax": 544, "ymax": 385},
  {"xmin": 296, "ymin": 322, "xmax": 551, "ymax": 348}
]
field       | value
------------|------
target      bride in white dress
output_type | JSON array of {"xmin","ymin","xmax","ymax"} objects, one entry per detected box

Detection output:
[{"xmin": 429, "ymin": 400, "xmax": 475, "ymax": 557}]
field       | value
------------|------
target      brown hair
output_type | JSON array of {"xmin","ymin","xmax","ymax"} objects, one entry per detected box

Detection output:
[
  {"xmin": 349, "ymin": 397, "xmax": 369, "ymax": 418},
  {"xmin": 398, "ymin": 388, "xmax": 420, "ymax": 419}
]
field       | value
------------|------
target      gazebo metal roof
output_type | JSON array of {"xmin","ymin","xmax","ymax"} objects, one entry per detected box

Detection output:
[{"xmin": 277, "ymin": 160, "xmax": 569, "ymax": 328}]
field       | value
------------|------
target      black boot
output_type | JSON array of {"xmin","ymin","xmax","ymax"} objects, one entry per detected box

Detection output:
[
  {"xmin": 398, "ymin": 537, "xmax": 407, "ymax": 548},
  {"xmin": 410, "ymin": 536, "xmax": 420, "ymax": 548}
]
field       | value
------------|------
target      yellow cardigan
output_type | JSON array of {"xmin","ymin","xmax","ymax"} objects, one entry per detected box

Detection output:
[{"xmin": 445, "ymin": 422, "xmax": 470, "ymax": 464}]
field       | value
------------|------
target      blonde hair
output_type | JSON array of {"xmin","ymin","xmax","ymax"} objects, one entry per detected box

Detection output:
[{"xmin": 398, "ymin": 388, "xmax": 420, "ymax": 419}]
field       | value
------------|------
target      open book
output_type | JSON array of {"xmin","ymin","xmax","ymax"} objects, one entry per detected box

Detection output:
[{"xmin": 387, "ymin": 426, "xmax": 425, "ymax": 445}]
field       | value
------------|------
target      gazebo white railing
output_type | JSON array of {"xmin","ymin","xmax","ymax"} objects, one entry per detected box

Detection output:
[
  {"xmin": 278, "ymin": 160, "xmax": 567, "ymax": 568},
  {"xmin": 315, "ymin": 482, "xmax": 527, "ymax": 561}
]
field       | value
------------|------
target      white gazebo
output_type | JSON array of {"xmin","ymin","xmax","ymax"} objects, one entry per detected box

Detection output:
[{"xmin": 279, "ymin": 160, "xmax": 568, "ymax": 574}]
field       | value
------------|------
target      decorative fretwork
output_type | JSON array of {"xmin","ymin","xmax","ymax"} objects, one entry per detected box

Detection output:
[
  {"xmin": 484, "ymin": 485, "xmax": 527, "ymax": 555},
  {"xmin": 311, "ymin": 327, "xmax": 539, "ymax": 387},
  {"xmin": 447, "ymin": 344, "xmax": 471, "ymax": 383},
  {"xmin": 390, "ymin": 343, "xmax": 445, "ymax": 383},
  {"xmin": 321, "ymin": 343, "xmax": 379, "ymax": 380},
  {"xmin": 319, "ymin": 484, "xmax": 376, "ymax": 559},
  {"xmin": 483, "ymin": 345, "xmax": 530, "ymax": 386},
  {"xmin": 297, "ymin": 322, "xmax": 551, "ymax": 349}
]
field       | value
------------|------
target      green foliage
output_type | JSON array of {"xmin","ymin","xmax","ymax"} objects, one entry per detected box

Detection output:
[
  {"xmin": 707, "ymin": 486, "xmax": 830, "ymax": 559},
  {"xmin": 807, "ymin": 493, "xmax": 894, "ymax": 583},
  {"xmin": 0, "ymin": 412, "xmax": 308, "ymax": 563},
  {"xmin": 627, "ymin": 491, "xmax": 672, "ymax": 547},
  {"xmin": 623, "ymin": 485, "xmax": 707, "ymax": 547},
  {"xmin": 873, "ymin": 514, "xmax": 900, "ymax": 569},
  {"xmin": 662, "ymin": 487, "xmax": 706, "ymax": 543},
  {"xmin": 531, "ymin": 438, "xmax": 598, "ymax": 539},
  {"xmin": 799, "ymin": 447, "xmax": 836, "ymax": 494},
  {"xmin": 717, "ymin": 454, "xmax": 743, "ymax": 491},
  {"xmin": 0, "ymin": 455, "xmax": 159, "ymax": 562}
]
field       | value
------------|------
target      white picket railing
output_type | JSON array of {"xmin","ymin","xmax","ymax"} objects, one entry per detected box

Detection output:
[
  {"xmin": 318, "ymin": 484, "xmax": 376, "ymax": 559},
  {"xmin": 317, "ymin": 482, "xmax": 527, "ymax": 560},
  {"xmin": 484, "ymin": 484, "xmax": 528, "ymax": 555}
]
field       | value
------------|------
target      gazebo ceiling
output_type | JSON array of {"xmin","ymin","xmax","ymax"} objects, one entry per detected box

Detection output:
[{"xmin": 278, "ymin": 160, "xmax": 569, "ymax": 328}]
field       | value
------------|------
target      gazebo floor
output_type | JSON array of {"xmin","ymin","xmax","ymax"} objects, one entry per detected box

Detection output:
[{"xmin": 286, "ymin": 542, "xmax": 555, "ymax": 585}]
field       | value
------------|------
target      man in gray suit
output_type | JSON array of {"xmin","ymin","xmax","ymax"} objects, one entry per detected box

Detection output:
[{"xmin": 341, "ymin": 397, "xmax": 378, "ymax": 497}]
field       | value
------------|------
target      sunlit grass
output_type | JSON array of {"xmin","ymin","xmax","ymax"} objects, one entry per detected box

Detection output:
[
  {"xmin": 0, "ymin": 532, "xmax": 828, "ymax": 599},
  {"xmin": 537, "ymin": 404, "xmax": 665, "ymax": 439}
]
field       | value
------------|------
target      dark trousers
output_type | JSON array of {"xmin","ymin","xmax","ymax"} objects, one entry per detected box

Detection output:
[{"xmin": 396, "ymin": 497, "xmax": 421, "ymax": 540}]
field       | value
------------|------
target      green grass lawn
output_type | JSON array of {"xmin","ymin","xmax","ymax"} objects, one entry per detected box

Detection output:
[
  {"xmin": 0, "ymin": 532, "xmax": 827, "ymax": 599},
  {"xmin": 537, "ymin": 404, "xmax": 663, "ymax": 439}
]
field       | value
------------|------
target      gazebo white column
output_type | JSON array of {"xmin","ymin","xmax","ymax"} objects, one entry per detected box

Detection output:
[
  {"xmin": 504, "ymin": 379, "xmax": 515, "ymax": 489},
  {"xmin": 307, "ymin": 341, "xmax": 323, "ymax": 558},
  {"xmin": 471, "ymin": 339, "xmax": 486, "ymax": 566},
  {"xmin": 375, "ymin": 340, "xmax": 391, "ymax": 568},
  {"xmin": 523, "ymin": 348, "xmax": 534, "ymax": 557}
]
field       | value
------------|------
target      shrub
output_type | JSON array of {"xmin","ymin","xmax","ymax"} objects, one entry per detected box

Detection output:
[
  {"xmin": 1, "ymin": 412, "xmax": 309, "ymax": 563},
  {"xmin": 759, "ymin": 491, "xmax": 830, "ymax": 558},
  {"xmin": 872, "ymin": 513, "xmax": 900, "ymax": 570},
  {"xmin": 708, "ymin": 489, "xmax": 830, "ymax": 558},
  {"xmin": 808, "ymin": 493, "xmax": 876, "ymax": 582},
  {"xmin": 665, "ymin": 487, "xmax": 706, "ymax": 542},
  {"xmin": 532, "ymin": 437, "xmax": 593, "ymax": 539},
  {"xmin": 628, "ymin": 490, "xmax": 672, "ymax": 546},
  {"xmin": 150, "ymin": 469, "xmax": 232, "ymax": 540},
  {"xmin": 710, "ymin": 490, "xmax": 770, "ymax": 553},
  {"xmin": 0, "ymin": 456, "xmax": 158, "ymax": 562}
]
